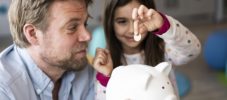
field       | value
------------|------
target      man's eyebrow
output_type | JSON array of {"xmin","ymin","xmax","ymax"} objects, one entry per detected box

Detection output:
[
  {"xmin": 64, "ymin": 13, "xmax": 91, "ymax": 26},
  {"xmin": 66, "ymin": 18, "xmax": 80, "ymax": 24}
]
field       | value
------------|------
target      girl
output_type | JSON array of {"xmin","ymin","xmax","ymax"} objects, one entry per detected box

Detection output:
[{"xmin": 92, "ymin": 0, "xmax": 201, "ymax": 99}]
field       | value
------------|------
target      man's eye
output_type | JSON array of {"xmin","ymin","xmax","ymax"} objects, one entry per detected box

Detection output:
[
  {"xmin": 68, "ymin": 24, "xmax": 78, "ymax": 31},
  {"xmin": 84, "ymin": 23, "xmax": 88, "ymax": 27}
]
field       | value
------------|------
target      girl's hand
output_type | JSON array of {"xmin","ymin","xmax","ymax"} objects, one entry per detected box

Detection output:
[
  {"xmin": 92, "ymin": 48, "xmax": 113, "ymax": 77},
  {"xmin": 132, "ymin": 5, "xmax": 164, "ymax": 35}
]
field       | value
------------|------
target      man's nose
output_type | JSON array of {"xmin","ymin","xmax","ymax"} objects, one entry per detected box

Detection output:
[{"xmin": 78, "ymin": 27, "xmax": 91, "ymax": 42}]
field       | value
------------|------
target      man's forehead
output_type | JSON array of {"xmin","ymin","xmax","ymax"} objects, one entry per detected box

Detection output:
[
  {"xmin": 50, "ymin": 0, "xmax": 87, "ymax": 12},
  {"xmin": 53, "ymin": 0, "xmax": 86, "ymax": 5},
  {"xmin": 52, "ymin": 0, "xmax": 86, "ymax": 4},
  {"xmin": 47, "ymin": 0, "xmax": 88, "ymax": 23}
]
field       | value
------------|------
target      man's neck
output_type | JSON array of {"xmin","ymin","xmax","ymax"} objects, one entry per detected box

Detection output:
[
  {"xmin": 39, "ymin": 64, "xmax": 65, "ymax": 82},
  {"xmin": 27, "ymin": 48, "xmax": 65, "ymax": 82}
]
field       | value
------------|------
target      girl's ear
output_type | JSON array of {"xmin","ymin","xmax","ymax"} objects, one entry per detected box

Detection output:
[{"xmin": 23, "ymin": 24, "xmax": 39, "ymax": 45}]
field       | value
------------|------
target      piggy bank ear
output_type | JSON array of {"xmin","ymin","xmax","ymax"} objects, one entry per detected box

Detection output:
[{"xmin": 155, "ymin": 62, "xmax": 172, "ymax": 76}]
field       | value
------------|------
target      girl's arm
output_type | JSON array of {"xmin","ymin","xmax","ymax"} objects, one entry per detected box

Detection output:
[
  {"xmin": 157, "ymin": 15, "xmax": 201, "ymax": 66},
  {"xmin": 92, "ymin": 48, "xmax": 113, "ymax": 100},
  {"xmin": 132, "ymin": 5, "xmax": 201, "ymax": 66}
]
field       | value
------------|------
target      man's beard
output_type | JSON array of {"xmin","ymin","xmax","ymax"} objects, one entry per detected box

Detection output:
[
  {"xmin": 41, "ymin": 53, "xmax": 88, "ymax": 71},
  {"xmin": 41, "ymin": 44, "xmax": 89, "ymax": 71},
  {"xmin": 57, "ymin": 55, "xmax": 88, "ymax": 71}
]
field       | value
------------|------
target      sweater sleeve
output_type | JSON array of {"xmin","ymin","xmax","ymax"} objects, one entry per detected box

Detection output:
[
  {"xmin": 153, "ymin": 12, "xmax": 170, "ymax": 35},
  {"xmin": 95, "ymin": 72, "xmax": 108, "ymax": 100},
  {"xmin": 158, "ymin": 15, "xmax": 201, "ymax": 66},
  {"xmin": 96, "ymin": 72, "xmax": 110, "ymax": 87}
]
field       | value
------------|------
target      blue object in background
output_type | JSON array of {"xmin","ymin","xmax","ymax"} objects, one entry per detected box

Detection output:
[
  {"xmin": 0, "ymin": 5, "xmax": 7, "ymax": 15},
  {"xmin": 175, "ymin": 71, "xmax": 191, "ymax": 97},
  {"xmin": 203, "ymin": 30, "xmax": 227, "ymax": 70},
  {"xmin": 88, "ymin": 26, "xmax": 106, "ymax": 57}
]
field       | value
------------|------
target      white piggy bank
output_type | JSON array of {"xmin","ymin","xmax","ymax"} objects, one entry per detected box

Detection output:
[{"xmin": 106, "ymin": 62, "xmax": 177, "ymax": 100}]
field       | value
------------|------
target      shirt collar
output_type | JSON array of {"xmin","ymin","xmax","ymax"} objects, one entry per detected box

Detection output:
[
  {"xmin": 15, "ymin": 45, "xmax": 76, "ymax": 95},
  {"xmin": 15, "ymin": 46, "xmax": 52, "ymax": 94}
]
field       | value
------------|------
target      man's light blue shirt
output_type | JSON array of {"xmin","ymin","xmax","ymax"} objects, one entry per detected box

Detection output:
[{"xmin": 0, "ymin": 45, "xmax": 95, "ymax": 100}]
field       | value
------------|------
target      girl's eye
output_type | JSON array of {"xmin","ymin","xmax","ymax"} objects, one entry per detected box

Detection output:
[
  {"xmin": 117, "ymin": 20, "xmax": 127, "ymax": 24},
  {"xmin": 115, "ymin": 18, "xmax": 128, "ymax": 25}
]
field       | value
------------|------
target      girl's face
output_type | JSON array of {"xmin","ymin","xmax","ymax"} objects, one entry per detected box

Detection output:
[{"xmin": 114, "ymin": 1, "xmax": 148, "ymax": 54}]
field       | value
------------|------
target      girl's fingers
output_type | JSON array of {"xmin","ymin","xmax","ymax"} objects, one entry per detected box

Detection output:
[
  {"xmin": 133, "ymin": 5, "xmax": 156, "ymax": 40},
  {"xmin": 132, "ymin": 8, "xmax": 139, "ymax": 41},
  {"xmin": 132, "ymin": 8, "xmax": 138, "ymax": 20},
  {"xmin": 92, "ymin": 58, "xmax": 100, "ymax": 68},
  {"xmin": 103, "ymin": 49, "xmax": 112, "ymax": 66},
  {"xmin": 146, "ymin": 9, "xmax": 154, "ymax": 20},
  {"xmin": 94, "ymin": 48, "xmax": 107, "ymax": 65},
  {"xmin": 138, "ymin": 23, "xmax": 148, "ymax": 35},
  {"xmin": 133, "ymin": 20, "xmax": 139, "ymax": 35},
  {"xmin": 138, "ymin": 5, "xmax": 148, "ymax": 19}
]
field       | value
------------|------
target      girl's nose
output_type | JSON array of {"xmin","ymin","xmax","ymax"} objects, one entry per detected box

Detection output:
[{"xmin": 129, "ymin": 20, "xmax": 134, "ymax": 35}]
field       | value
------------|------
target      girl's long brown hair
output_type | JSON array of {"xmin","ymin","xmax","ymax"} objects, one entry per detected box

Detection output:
[{"xmin": 104, "ymin": 0, "xmax": 164, "ymax": 68}]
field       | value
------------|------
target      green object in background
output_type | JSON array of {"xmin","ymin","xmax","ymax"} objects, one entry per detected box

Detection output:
[
  {"xmin": 226, "ymin": 59, "xmax": 227, "ymax": 79},
  {"xmin": 215, "ymin": 60, "xmax": 227, "ymax": 87},
  {"xmin": 217, "ymin": 71, "xmax": 227, "ymax": 87}
]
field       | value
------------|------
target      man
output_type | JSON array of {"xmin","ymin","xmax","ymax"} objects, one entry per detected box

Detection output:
[{"xmin": 0, "ymin": 0, "xmax": 97, "ymax": 100}]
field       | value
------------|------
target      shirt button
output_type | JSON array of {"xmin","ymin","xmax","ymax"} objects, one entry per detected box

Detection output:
[
  {"xmin": 36, "ymin": 89, "xmax": 41, "ymax": 93},
  {"xmin": 49, "ymin": 84, "xmax": 53, "ymax": 88}
]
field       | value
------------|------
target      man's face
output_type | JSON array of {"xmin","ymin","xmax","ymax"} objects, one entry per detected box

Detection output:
[{"xmin": 38, "ymin": 0, "xmax": 91, "ymax": 71}]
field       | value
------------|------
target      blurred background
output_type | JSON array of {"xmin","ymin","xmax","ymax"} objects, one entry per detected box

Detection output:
[{"xmin": 1, "ymin": 0, "xmax": 227, "ymax": 100}]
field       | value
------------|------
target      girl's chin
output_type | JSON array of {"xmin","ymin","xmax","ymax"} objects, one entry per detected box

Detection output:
[{"xmin": 125, "ymin": 43, "xmax": 140, "ymax": 48}]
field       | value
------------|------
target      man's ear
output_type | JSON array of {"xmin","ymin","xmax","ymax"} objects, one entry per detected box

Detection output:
[{"xmin": 23, "ymin": 24, "xmax": 39, "ymax": 45}]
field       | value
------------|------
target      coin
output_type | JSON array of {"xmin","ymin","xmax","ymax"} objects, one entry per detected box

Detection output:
[{"xmin": 134, "ymin": 33, "xmax": 141, "ymax": 41}]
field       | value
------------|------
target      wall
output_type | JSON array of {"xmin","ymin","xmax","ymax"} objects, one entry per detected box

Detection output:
[
  {"xmin": 0, "ymin": 0, "xmax": 10, "ymax": 36},
  {"xmin": 88, "ymin": 0, "xmax": 106, "ymax": 28},
  {"xmin": 155, "ymin": 0, "xmax": 215, "ymax": 18},
  {"xmin": 0, "ymin": 0, "xmax": 106, "ymax": 36}
]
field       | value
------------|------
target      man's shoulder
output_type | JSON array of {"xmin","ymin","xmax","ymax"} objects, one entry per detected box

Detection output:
[
  {"xmin": 0, "ymin": 45, "xmax": 18, "ymax": 64},
  {"xmin": 0, "ymin": 62, "xmax": 35, "ymax": 100},
  {"xmin": 0, "ymin": 56, "xmax": 32, "ymax": 98},
  {"xmin": 0, "ymin": 60, "xmax": 25, "ymax": 87},
  {"xmin": 0, "ymin": 45, "xmax": 27, "ymax": 86},
  {"xmin": 0, "ymin": 45, "xmax": 14, "ymax": 58}
]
